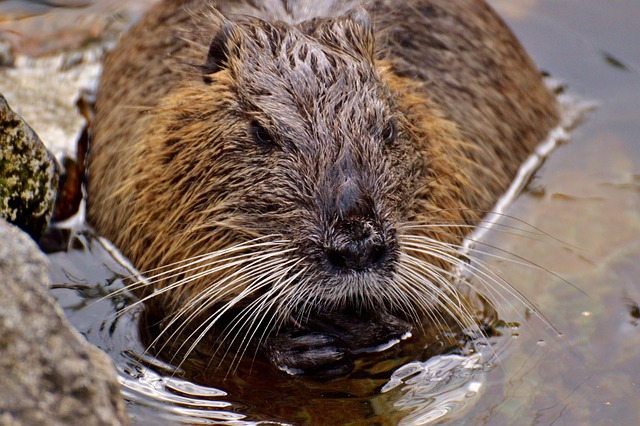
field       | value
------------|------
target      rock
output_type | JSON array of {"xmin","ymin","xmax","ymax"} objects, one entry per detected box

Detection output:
[
  {"xmin": 0, "ymin": 94, "xmax": 58, "ymax": 239},
  {"xmin": 0, "ymin": 219, "xmax": 128, "ymax": 426}
]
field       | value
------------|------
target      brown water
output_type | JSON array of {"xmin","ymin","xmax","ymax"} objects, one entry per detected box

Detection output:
[{"xmin": 2, "ymin": 0, "xmax": 639, "ymax": 424}]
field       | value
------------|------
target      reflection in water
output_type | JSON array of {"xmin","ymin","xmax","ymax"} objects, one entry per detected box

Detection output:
[{"xmin": 383, "ymin": 354, "xmax": 487, "ymax": 425}]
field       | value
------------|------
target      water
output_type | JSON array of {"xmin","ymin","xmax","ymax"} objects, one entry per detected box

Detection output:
[
  {"xmin": 46, "ymin": 226, "xmax": 510, "ymax": 424},
  {"xmin": 2, "ymin": 0, "xmax": 640, "ymax": 424}
]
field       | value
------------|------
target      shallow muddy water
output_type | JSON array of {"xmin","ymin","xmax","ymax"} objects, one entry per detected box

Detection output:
[{"xmin": 2, "ymin": 0, "xmax": 640, "ymax": 424}]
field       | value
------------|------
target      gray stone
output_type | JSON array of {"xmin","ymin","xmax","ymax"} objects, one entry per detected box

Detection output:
[
  {"xmin": 0, "ymin": 219, "xmax": 128, "ymax": 426},
  {"xmin": 0, "ymin": 94, "xmax": 58, "ymax": 239}
]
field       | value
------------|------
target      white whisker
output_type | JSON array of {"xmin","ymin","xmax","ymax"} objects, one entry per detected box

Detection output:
[
  {"xmin": 214, "ymin": 261, "xmax": 309, "ymax": 373},
  {"xmin": 142, "ymin": 246, "xmax": 296, "ymax": 363},
  {"xmin": 158, "ymin": 254, "xmax": 296, "ymax": 364},
  {"xmin": 400, "ymin": 234, "xmax": 562, "ymax": 337}
]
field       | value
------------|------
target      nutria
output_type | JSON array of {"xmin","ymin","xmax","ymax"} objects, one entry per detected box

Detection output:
[{"xmin": 87, "ymin": 0, "xmax": 558, "ymax": 376}]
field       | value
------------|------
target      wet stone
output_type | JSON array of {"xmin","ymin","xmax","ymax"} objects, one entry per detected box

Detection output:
[
  {"xmin": 0, "ymin": 218, "xmax": 129, "ymax": 426},
  {"xmin": 0, "ymin": 94, "xmax": 59, "ymax": 239}
]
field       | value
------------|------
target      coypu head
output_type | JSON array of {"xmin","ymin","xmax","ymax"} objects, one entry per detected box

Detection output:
[
  {"xmin": 200, "ymin": 12, "xmax": 417, "ymax": 308},
  {"xmin": 131, "ymin": 9, "xmax": 478, "ymax": 375}
]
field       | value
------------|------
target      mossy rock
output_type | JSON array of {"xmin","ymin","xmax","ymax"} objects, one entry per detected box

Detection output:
[{"xmin": 0, "ymin": 94, "xmax": 59, "ymax": 239}]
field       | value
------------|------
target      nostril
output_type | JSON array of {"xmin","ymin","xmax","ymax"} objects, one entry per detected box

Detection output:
[
  {"xmin": 370, "ymin": 244, "xmax": 386, "ymax": 265},
  {"xmin": 327, "ymin": 248, "xmax": 348, "ymax": 269},
  {"xmin": 325, "ymin": 241, "xmax": 387, "ymax": 271}
]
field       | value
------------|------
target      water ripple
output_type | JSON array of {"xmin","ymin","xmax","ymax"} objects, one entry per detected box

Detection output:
[{"xmin": 382, "ymin": 353, "xmax": 488, "ymax": 425}]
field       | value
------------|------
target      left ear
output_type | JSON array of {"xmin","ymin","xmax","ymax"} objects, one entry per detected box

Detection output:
[
  {"xmin": 199, "ymin": 11, "xmax": 245, "ymax": 84},
  {"xmin": 203, "ymin": 18, "xmax": 237, "ymax": 76}
]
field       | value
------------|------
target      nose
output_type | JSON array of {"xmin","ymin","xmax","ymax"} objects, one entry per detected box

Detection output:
[
  {"xmin": 326, "ymin": 218, "xmax": 387, "ymax": 271},
  {"xmin": 325, "ymin": 177, "xmax": 388, "ymax": 271}
]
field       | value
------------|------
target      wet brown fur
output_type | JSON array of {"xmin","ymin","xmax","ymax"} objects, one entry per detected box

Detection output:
[{"xmin": 88, "ymin": 0, "xmax": 558, "ymax": 341}]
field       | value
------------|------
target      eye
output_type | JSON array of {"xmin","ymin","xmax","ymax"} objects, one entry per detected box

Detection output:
[
  {"xmin": 251, "ymin": 120, "xmax": 277, "ymax": 150},
  {"xmin": 381, "ymin": 121, "xmax": 396, "ymax": 145}
]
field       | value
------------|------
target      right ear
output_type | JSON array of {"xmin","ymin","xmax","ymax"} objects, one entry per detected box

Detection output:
[{"xmin": 201, "ymin": 16, "xmax": 237, "ymax": 83}]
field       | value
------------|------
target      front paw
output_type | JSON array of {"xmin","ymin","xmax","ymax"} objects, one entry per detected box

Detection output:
[
  {"xmin": 263, "ymin": 311, "xmax": 412, "ymax": 378},
  {"xmin": 264, "ymin": 331, "xmax": 354, "ymax": 378}
]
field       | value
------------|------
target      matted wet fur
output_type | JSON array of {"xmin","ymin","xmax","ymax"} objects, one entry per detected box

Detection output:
[{"xmin": 87, "ymin": 0, "xmax": 558, "ymax": 376}]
